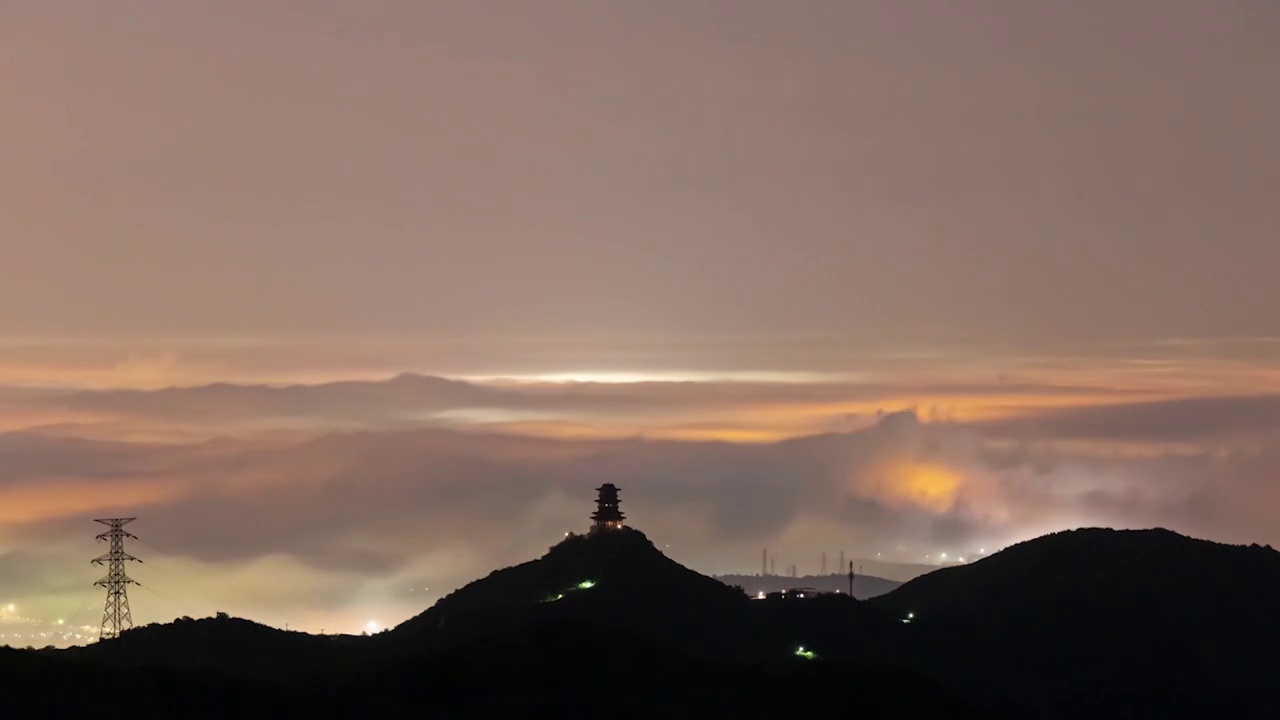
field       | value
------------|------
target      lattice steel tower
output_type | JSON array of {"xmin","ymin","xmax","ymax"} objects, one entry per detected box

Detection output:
[{"xmin": 93, "ymin": 518, "xmax": 141, "ymax": 641}]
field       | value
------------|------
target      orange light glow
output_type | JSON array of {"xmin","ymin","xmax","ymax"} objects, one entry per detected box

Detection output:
[{"xmin": 875, "ymin": 462, "xmax": 964, "ymax": 512}]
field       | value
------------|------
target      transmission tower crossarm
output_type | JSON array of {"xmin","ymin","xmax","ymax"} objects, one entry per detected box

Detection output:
[{"xmin": 93, "ymin": 551, "xmax": 139, "ymax": 564}]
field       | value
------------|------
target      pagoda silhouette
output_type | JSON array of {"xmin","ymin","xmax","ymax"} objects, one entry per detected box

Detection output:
[{"xmin": 590, "ymin": 483, "xmax": 626, "ymax": 534}]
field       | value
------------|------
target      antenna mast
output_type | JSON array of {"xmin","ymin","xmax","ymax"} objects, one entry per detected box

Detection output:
[{"xmin": 93, "ymin": 518, "xmax": 141, "ymax": 641}]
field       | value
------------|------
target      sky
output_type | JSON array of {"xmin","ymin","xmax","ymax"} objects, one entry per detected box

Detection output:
[{"xmin": 1, "ymin": 1, "xmax": 1278, "ymax": 644}]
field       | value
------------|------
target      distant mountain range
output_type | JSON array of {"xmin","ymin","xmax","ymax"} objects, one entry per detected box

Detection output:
[
  {"xmin": 713, "ymin": 571, "xmax": 902, "ymax": 599},
  {"xmin": 12, "ymin": 525, "xmax": 1280, "ymax": 718}
]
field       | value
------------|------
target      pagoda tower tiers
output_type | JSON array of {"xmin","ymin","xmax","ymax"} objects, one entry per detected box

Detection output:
[{"xmin": 590, "ymin": 483, "xmax": 626, "ymax": 534}]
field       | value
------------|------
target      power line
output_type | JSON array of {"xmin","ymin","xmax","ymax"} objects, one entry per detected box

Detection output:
[
  {"xmin": 125, "ymin": 536, "xmax": 211, "ymax": 619},
  {"xmin": 137, "ymin": 585, "xmax": 186, "ymax": 619},
  {"xmin": 92, "ymin": 518, "xmax": 141, "ymax": 641}
]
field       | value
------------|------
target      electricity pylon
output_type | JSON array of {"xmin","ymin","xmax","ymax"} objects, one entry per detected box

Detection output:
[{"xmin": 93, "ymin": 518, "xmax": 141, "ymax": 641}]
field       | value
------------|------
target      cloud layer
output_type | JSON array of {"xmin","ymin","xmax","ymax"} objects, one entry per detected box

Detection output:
[{"xmin": 3, "ymin": 361, "xmax": 1280, "ymax": 641}]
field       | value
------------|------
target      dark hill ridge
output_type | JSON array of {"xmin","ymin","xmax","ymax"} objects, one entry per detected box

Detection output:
[
  {"xmin": 387, "ymin": 528, "xmax": 756, "ymax": 657},
  {"xmin": 867, "ymin": 527, "xmax": 1280, "ymax": 719},
  {"xmin": 364, "ymin": 621, "xmax": 988, "ymax": 719},
  {"xmin": 34, "ymin": 525, "xmax": 1280, "ymax": 718},
  {"xmin": 872, "ymin": 527, "xmax": 1280, "ymax": 624},
  {"xmin": 35, "ymin": 527, "xmax": 982, "ymax": 718},
  {"xmin": 6, "ymin": 624, "xmax": 988, "ymax": 719},
  {"xmin": 64, "ymin": 615, "xmax": 367, "ymax": 676},
  {"xmin": 385, "ymin": 525, "xmax": 902, "ymax": 665}
]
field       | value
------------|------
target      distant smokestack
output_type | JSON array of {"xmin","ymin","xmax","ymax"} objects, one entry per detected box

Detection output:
[
  {"xmin": 848, "ymin": 561, "xmax": 854, "ymax": 596},
  {"xmin": 762, "ymin": 548, "xmax": 767, "ymax": 577},
  {"xmin": 821, "ymin": 552, "xmax": 827, "ymax": 575}
]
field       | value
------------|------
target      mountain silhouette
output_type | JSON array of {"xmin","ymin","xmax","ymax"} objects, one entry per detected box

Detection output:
[
  {"xmin": 21, "ymin": 525, "xmax": 1280, "ymax": 717},
  {"xmin": 866, "ymin": 527, "xmax": 1280, "ymax": 718},
  {"xmin": 386, "ymin": 527, "xmax": 755, "ymax": 658},
  {"xmin": 21, "ymin": 525, "xmax": 982, "ymax": 718},
  {"xmin": 63, "ymin": 614, "xmax": 366, "ymax": 677}
]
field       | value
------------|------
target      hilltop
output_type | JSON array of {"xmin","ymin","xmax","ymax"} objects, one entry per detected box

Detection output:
[
  {"xmin": 868, "ymin": 528, "xmax": 1280, "ymax": 718},
  {"xmin": 872, "ymin": 527, "xmax": 1280, "ymax": 623},
  {"xmin": 63, "ymin": 614, "xmax": 367, "ymax": 677},
  {"xmin": 386, "ymin": 527, "xmax": 755, "ymax": 657}
]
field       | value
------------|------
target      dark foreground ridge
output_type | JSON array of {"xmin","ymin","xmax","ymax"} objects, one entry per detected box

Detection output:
[{"xmin": 8, "ymin": 526, "xmax": 1280, "ymax": 718}]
